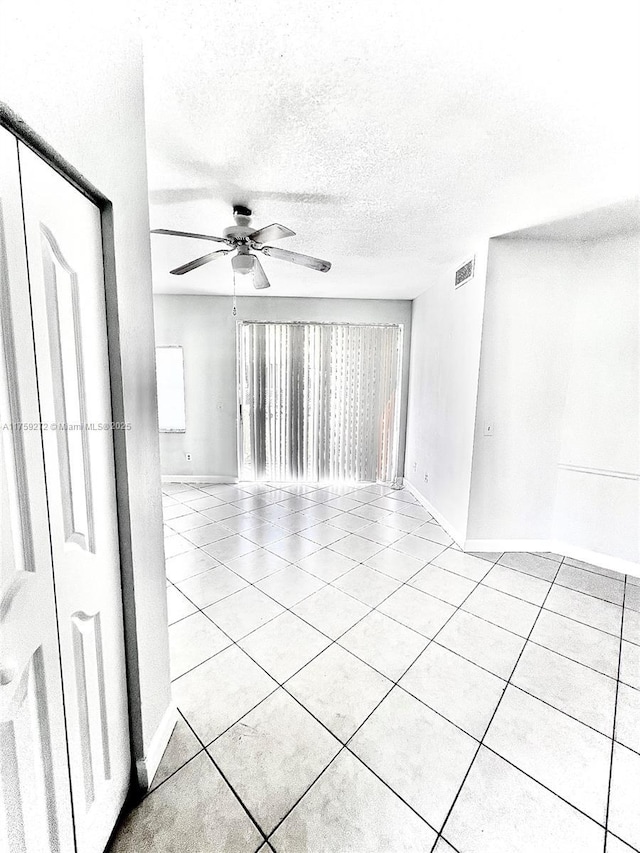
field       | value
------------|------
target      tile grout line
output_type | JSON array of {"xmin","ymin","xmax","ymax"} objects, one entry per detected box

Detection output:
[
  {"xmin": 168, "ymin": 500, "xmax": 625, "ymax": 755},
  {"xmin": 173, "ymin": 539, "xmax": 628, "ymax": 708},
  {"xmin": 168, "ymin": 484, "xmax": 632, "ymax": 586},
  {"xmin": 161, "ymin": 482, "xmax": 635, "ymax": 850},
  {"xmin": 472, "ymin": 744, "xmax": 615, "ymax": 835},
  {"xmin": 171, "ymin": 531, "xmax": 469, "ymax": 630},
  {"xmin": 159, "ymin": 515, "xmax": 498, "ymax": 838},
  {"xmin": 174, "ymin": 708, "xmax": 271, "ymax": 850},
  {"xmin": 430, "ymin": 554, "xmax": 635, "ymax": 850},
  {"xmin": 172, "ymin": 517, "xmax": 632, "ymax": 616},
  {"xmin": 162, "ymin": 484, "xmax": 426, "ymax": 834},
  {"xmin": 602, "ymin": 575, "xmax": 627, "ymax": 853},
  {"xmin": 168, "ymin": 521, "xmax": 495, "ymax": 697},
  {"xmin": 166, "ymin": 510, "xmax": 437, "ymax": 752},
  {"xmin": 409, "ymin": 643, "xmax": 617, "ymax": 740},
  {"xmin": 166, "ymin": 484, "xmax": 435, "ymax": 554},
  {"xmin": 166, "ymin": 492, "xmax": 632, "ymax": 636},
  {"xmin": 169, "ymin": 517, "xmax": 633, "ymax": 643},
  {"xmin": 167, "ymin": 496, "xmax": 451, "ymax": 672},
  {"xmin": 431, "ymin": 558, "xmax": 566, "ymax": 851},
  {"xmin": 254, "ymin": 544, "xmax": 536, "ymax": 842},
  {"xmin": 168, "ymin": 530, "xmax": 639, "ymax": 798},
  {"xmin": 259, "ymin": 553, "xmax": 504, "ymax": 843},
  {"xmin": 166, "ymin": 488, "xmax": 634, "ymax": 706},
  {"xmin": 148, "ymin": 686, "xmax": 626, "ymax": 853}
]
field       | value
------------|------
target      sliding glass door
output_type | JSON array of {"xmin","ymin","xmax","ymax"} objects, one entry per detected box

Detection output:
[{"xmin": 238, "ymin": 321, "xmax": 403, "ymax": 483}]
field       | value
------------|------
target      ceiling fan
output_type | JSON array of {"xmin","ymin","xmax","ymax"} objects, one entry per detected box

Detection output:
[{"xmin": 151, "ymin": 205, "xmax": 331, "ymax": 290}]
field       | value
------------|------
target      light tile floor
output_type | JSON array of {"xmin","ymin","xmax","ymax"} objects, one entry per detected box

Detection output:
[{"xmin": 109, "ymin": 481, "xmax": 640, "ymax": 853}]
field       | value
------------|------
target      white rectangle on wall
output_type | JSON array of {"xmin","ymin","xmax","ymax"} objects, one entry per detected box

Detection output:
[{"xmin": 156, "ymin": 346, "xmax": 186, "ymax": 432}]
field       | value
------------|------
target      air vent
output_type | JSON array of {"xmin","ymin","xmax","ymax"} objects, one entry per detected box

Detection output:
[{"xmin": 455, "ymin": 257, "xmax": 475, "ymax": 288}]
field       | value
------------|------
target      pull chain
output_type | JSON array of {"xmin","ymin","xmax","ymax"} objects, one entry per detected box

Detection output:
[{"xmin": 232, "ymin": 275, "xmax": 237, "ymax": 316}]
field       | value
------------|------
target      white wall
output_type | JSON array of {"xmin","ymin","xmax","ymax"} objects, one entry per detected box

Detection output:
[
  {"xmin": 403, "ymin": 249, "xmax": 487, "ymax": 541},
  {"xmin": 552, "ymin": 233, "xmax": 639, "ymax": 562},
  {"xmin": 466, "ymin": 231, "xmax": 639, "ymax": 567},
  {"xmin": 0, "ymin": 1, "xmax": 171, "ymax": 780},
  {"xmin": 466, "ymin": 239, "xmax": 577, "ymax": 541},
  {"xmin": 153, "ymin": 295, "xmax": 412, "ymax": 479}
]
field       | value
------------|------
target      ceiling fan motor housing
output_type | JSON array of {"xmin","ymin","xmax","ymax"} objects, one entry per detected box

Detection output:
[{"xmin": 224, "ymin": 223, "xmax": 254, "ymax": 240}]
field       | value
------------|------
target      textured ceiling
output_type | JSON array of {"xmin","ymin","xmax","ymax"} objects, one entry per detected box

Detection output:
[
  {"xmin": 139, "ymin": 0, "xmax": 640, "ymax": 299},
  {"xmin": 504, "ymin": 199, "xmax": 640, "ymax": 242}
]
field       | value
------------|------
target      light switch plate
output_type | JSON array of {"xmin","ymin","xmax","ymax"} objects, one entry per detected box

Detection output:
[{"xmin": 483, "ymin": 422, "xmax": 494, "ymax": 436}]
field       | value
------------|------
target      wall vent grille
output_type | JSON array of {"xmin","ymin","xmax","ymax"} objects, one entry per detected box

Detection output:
[{"xmin": 455, "ymin": 257, "xmax": 475, "ymax": 288}]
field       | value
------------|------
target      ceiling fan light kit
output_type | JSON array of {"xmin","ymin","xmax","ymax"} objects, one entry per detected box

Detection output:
[
  {"xmin": 151, "ymin": 205, "xmax": 332, "ymax": 297},
  {"xmin": 231, "ymin": 251, "xmax": 254, "ymax": 275}
]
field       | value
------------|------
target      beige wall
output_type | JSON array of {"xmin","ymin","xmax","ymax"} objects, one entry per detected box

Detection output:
[
  {"xmin": 0, "ymin": 1, "xmax": 171, "ymax": 775},
  {"xmin": 154, "ymin": 295, "xmax": 412, "ymax": 479}
]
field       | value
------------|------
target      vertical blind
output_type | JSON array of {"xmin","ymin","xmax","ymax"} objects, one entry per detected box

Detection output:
[{"xmin": 238, "ymin": 322, "xmax": 403, "ymax": 483}]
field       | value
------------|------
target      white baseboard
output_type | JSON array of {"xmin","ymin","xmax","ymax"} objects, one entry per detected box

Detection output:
[
  {"xmin": 402, "ymin": 480, "xmax": 465, "ymax": 547},
  {"xmin": 135, "ymin": 701, "xmax": 178, "ymax": 791},
  {"xmin": 462, "ymin": 538, "xmax": 639, "ymax": 579},
  {"xmin": 401, "ymin": 479, "xmax": 640, "ymax": 579},
  {"xmin": 550, "ymin": 541, "xmax": 639, "ymax": 579},
  {"xmin": 161, "ymin": 475, "xmax": 237, "ymax": 484},
  {"xmin": 464, "ymin": 538, "xmax": 553, "ymax": 554}
]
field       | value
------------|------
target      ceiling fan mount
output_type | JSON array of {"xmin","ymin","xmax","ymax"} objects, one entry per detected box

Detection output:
[
  {"xmin": 228, "ymin": 203, "xmax": 253, "ymax": 231},
  {"xmin": 232, "ymin": 203, "xmax": 252, "ymax": 218},
  {"xmin": 151, "ymin": 205, "xmax": 331, "ymax": 290}
]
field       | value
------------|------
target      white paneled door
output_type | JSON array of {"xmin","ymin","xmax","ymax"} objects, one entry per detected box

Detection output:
[
  {"xmin": 0, "ymin": 126, "xmax": 76, "ymax": 853},
  {"xmin": 0, "ymin": 126, "xmax": 130, "ymax": 853}
]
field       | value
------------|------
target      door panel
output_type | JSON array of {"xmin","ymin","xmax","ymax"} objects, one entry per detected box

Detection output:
[
  {"xmin": 39, "ymin": 223, "xmax": 95, "ymax": 552},
  {"xmin": 0, "ymin": 127, "xmax": 75, "ymax": 853},
  {"xmin": 18, "ymin": 143, "xmax": 130, "ymax": 853},
  {"xmin": 1, "ymin": 649, "xmax": 60, "ymax": 853},
  {"xmin": 70, "ymin": 611, "xmax": 111, "ymax": 809}
]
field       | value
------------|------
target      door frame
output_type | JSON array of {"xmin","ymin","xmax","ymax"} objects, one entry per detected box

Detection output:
[
  {"xmin": 0, "ymin": 104, "xmax": 144, "ymax": 804},
  {"xmin": 235, "ymin": 319, "xmax": 245, "ymax": 481}
]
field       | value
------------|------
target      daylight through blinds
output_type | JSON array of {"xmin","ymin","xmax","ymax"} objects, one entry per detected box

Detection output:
[{"xmin": 238, "ymin": 322, "xmax": 402, "ymax": 483}]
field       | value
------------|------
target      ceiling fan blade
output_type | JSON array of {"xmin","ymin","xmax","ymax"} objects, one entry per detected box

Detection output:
[
  {"xmin": 252, "ymin": 255, "xmax": 271, "ymax": 289},
  {"xmin": 260, "ymin": 245, "xmax": 331, "ymax": 273},
  {"xmin": 151, "ymin": 228, "xmax": 230, "ymax": 244},
  {"xmin": 170, "ymin": 249, "xmax": 231, "ymax": 275},
  {"xmin": 247, "ymin": 223, "xmax": 296, "ymax": 243}
]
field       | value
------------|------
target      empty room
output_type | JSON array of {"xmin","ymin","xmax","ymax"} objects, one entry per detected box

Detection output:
[{"xmin": 1, "ymin": 1, "xmax": 639, "ymax": 852}]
